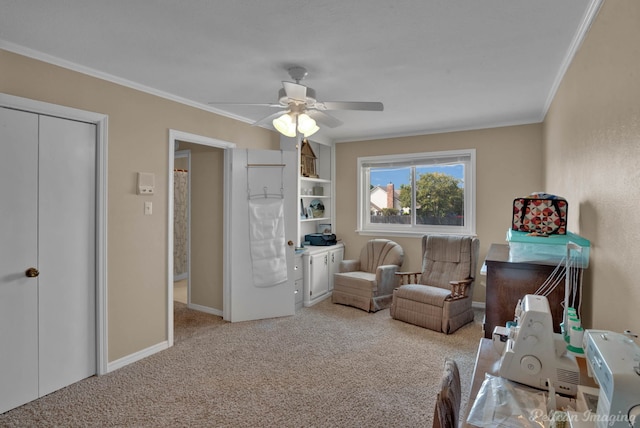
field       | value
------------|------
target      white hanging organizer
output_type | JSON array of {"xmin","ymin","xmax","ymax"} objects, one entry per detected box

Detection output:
[{"xmin": 245, "ymin": 150, "xmax": 288, "ymax": 288}]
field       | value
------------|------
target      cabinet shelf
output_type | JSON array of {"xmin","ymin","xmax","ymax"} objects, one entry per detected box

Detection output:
[
  {"xmin": 300, "ymin": 177, "xmax": 331, "ymax": 184},
  {"xmin": 301, "ymin": 216, "xmax": 330, "ymax": 222}
]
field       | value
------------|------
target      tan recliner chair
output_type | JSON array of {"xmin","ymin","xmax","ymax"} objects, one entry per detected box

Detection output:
[
  {"xmin": 332, "ymin": 239, "xmax": 404, "ymax": 312},
  {"xmin": 390, "ymin": 235, "xmax": 479, "ymax": 334}
]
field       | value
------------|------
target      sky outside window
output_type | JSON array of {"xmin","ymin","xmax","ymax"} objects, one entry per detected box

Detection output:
[{"xmin": 370, "ymin": 165, "xmax": 464, "ymax": 187}]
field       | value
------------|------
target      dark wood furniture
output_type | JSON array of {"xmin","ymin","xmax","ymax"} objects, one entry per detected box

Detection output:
[{"xmin": 483, "ymin": 243, "xmax": 582, "ymax": 339}]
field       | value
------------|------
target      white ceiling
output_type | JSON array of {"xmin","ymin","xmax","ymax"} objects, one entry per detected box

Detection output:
[{"xmin": 0, "ymin": 0, "xmax": 601, "ymax": 143}]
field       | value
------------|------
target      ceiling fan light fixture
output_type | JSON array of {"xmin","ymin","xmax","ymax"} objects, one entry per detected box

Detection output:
[
  {"xmin": 273, "ymin": 113, "xmax": 296, "ymax": 137},
  {"xmin": 302, "ymin": 124, "xmax": 320, "ymax": 138},
  {"xmin": 297, "ymin": 113, "xmax": 318, "ymax": 137}
]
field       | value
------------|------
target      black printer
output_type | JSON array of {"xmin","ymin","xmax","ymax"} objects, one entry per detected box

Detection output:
[{"xmin": 304, "ymin": 233, "xmax": 337, "ymax": 246}]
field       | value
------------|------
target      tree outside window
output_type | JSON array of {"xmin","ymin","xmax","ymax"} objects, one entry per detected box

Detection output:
[{"xmin": 399, "ymin": 172, "xmax": 463, "ymax": 225}]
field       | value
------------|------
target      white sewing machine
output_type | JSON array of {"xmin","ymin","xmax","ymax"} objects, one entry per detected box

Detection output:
[
  {"xmin": 499, "ymin": 294, "xmax": 580, "ymax": 396},
  {"xmin": 583, "ymin": 329, "xmax": 640, "ymax": 428}
]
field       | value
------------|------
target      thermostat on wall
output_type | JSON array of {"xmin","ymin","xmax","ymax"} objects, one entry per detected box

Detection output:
[{"xmin": 137, "ymin": 172, "xmax": 155, "ymax": 195}]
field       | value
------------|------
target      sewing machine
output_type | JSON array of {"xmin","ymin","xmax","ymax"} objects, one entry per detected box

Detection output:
[
  {"xmin": 583, "ymin": 330, "xmax": 640, "ymax": 428},
  {"xmin": 498, "ymin": 294, "xmax": 580, "ymax": 396}
]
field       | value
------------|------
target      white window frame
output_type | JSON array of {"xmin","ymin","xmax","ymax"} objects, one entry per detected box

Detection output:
[{"xmin": 357, "ymin": 149, "xmax": 476, "ymax": 237}]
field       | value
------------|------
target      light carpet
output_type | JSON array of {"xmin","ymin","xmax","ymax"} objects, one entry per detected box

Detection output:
[{"xmin": 0, "ymin": 299, "xmax": 484, "ymax": 427}]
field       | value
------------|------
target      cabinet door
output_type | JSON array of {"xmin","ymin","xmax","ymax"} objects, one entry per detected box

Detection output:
[
  {"xmin": 328, "ymin": 246, "xmax": 344, "ymax": 291},
  {"xmin": 294, "ymin": 255, "xmax": 303, "ymax": 309},
  {"xmin": 309, "ymin": 252, "xmax": 329, "ymax": 298}
]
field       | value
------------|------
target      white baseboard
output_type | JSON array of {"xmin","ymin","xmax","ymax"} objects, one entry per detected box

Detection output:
[
  {"xmin": 106, "ymin": 303, "xmax": 221, "ymax": 373},
  {"xmin": 107, "ymin": 341, "xmax": 169, "ymax": 373},
  {"xmin": 188, "ymin": 302, "xmax": 222, "ymax": 317},
  {"xmin": 472, "ymin": 301, "xmax": 486, "ymax": 310}
]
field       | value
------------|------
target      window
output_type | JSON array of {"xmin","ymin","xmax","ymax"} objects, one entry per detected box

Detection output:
[{"xmin": 357, "ymin": 149, "xmax": 475, "ymax": 236}]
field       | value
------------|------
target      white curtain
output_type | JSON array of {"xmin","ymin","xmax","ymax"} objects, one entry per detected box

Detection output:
[{"xmin": 173, "ymin": 170, "xmax": 188, "ymax": 277}]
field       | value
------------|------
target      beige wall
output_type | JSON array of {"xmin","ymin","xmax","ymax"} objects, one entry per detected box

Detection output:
[
  {"xmin": 179, "ymin": 143, "xmax": 225, "ymax": 310},
  {"xmin": 335, "ymin": 124, "xmax": 544, "ymax": 303},
  {"xmin": 543, "ymin": 0, "xmax": 640, "ymax": 331},
  {"xmin": 1, "ymin": 49, "xmax": 279, "ymax": 362}
]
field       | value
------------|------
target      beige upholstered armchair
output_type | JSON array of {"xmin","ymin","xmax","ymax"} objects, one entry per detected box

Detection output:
[
  {"xmin": 332, "ymin": 239, "xmax": 404, "ymax": 312},
  {"xmin": 390, "ymin": 235, "xmax": 479, "ymax": 334}
]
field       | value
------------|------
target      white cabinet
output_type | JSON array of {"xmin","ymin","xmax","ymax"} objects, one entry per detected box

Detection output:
[
  {"xmin": 293, "ymin": 253, "xmax": 303, "ymax": 310},
  {"xmin": 302, "ymin": 244, "xmax": 344, "ymax": 307}
]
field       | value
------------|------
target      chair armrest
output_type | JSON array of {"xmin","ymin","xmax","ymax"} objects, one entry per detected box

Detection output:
[
  {"xmin": 447, "ymin": 278, "xmax": 473, "ymax": 300},
  {"xmin": 376, "ymin": 265, "xmax": 402, "ymax": 295},
  {"xmin": 394, "ymin": 271, "xmax": 421, "ymax": 285},
  {"xmin": 339, "ymin": 259, "xmax": 361, "ymax": 273}
]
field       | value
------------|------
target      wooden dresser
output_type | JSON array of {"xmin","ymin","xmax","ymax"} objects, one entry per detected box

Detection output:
[{"xmin": 483, "ymin": 243, "xmax": 582, "ymax": 339}]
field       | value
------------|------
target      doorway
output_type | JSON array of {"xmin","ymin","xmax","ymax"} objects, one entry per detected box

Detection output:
[{"xmin": 167, "ymin": 130, "xmax": 235, "ymax": 346}]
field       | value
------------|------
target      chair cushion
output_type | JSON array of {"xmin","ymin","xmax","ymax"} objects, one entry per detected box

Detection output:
[
  {"xmin": 360, "ymin": 239, "xmax": 404, "ymax": 273},
  {"xmin": 426, "ymin": 235, "xmax": 463, "ymax": 262},
  {"xmin": 334, "ymin": 271, "xmax": 377, "ymax": 291},
  {"xmin": 393, "ymin": 283, "xmax": 450, "ymax": 307},
  {"xmin": 421, "ymin": 236, "xmax": 472, "ymax": 289}
]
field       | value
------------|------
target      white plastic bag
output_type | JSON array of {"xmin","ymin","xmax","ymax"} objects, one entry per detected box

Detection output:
[{"xmin": 466, "ymin": 374, "xmax": 548, "ymax": 428}]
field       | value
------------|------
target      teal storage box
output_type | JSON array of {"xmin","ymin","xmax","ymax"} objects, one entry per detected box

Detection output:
[{"xmin": 506, "ymin": 229, "xmax": 590, "ymax": 268}]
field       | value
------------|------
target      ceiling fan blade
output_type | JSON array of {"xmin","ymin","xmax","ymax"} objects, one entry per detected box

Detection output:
[
  {"xmin": 307, "ymin": 110, "xmax": 343, "ymax": 128},
  {"xmin": 282, "ymin": 81, "xmax": 307, "ymax": 102},
  {"xmin": 316, "ymin": 101, "xmax": 384, "ymax": 111},
  {"xmin": 252, "ymin": 110, "xmax": 288, "ymax": 127},
  {"xmin": 208, "ymin": 102, "xmax": 282, "ymax": 108}
]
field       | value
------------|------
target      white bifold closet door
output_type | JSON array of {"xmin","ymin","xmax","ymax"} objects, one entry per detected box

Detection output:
[{"xmin": 0, "ymin": 107, "xmax": 96, "ymax": 414}]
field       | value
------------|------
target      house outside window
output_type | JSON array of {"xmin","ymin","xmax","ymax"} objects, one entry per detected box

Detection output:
[{"xmin": 357, "ymin": 149, "xmax": 476, "ymax": 237}]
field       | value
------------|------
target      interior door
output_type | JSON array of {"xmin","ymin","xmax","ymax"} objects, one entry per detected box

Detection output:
[
  {"xmin": 38, "ymin": 115, "xmax": 96, "ymax": 396},
  {"xmin": 0, "ymin": 107, "xmax": 40, "ymax": 413},
  {"xmin": 228, "ymin": 149, "xmax": 296, "ymax": 322},
  {"xmin": 0, "ymin": 108, "xmax": 96, "ymax": 413}
]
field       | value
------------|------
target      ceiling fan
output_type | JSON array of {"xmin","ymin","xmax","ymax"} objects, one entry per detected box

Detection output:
[{"xmin": 211, "ymin": 66, "xmax": 383, "ymax": 137}]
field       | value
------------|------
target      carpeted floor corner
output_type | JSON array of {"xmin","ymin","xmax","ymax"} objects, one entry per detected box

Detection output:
[{"xmin": 0, "ymin": 299, "xmax": 484, "ymax": 427}]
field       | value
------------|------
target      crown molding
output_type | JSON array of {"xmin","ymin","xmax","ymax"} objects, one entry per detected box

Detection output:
[
  {"xmin": 541, "ymin": 0, "xmax": 604, "ymax": 119},
  {"xmin": 0, "ymin": 40, "xmax": 254, "ymax": 125}
]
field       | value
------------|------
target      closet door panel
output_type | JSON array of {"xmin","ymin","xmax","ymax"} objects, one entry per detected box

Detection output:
[
  {"xmin": 0, "ymin": 108, "xmax": 39, "ymax": 413},
  {"xmin": 38, "ymin": 115, "xmax": 96, "ymax": 396}
]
